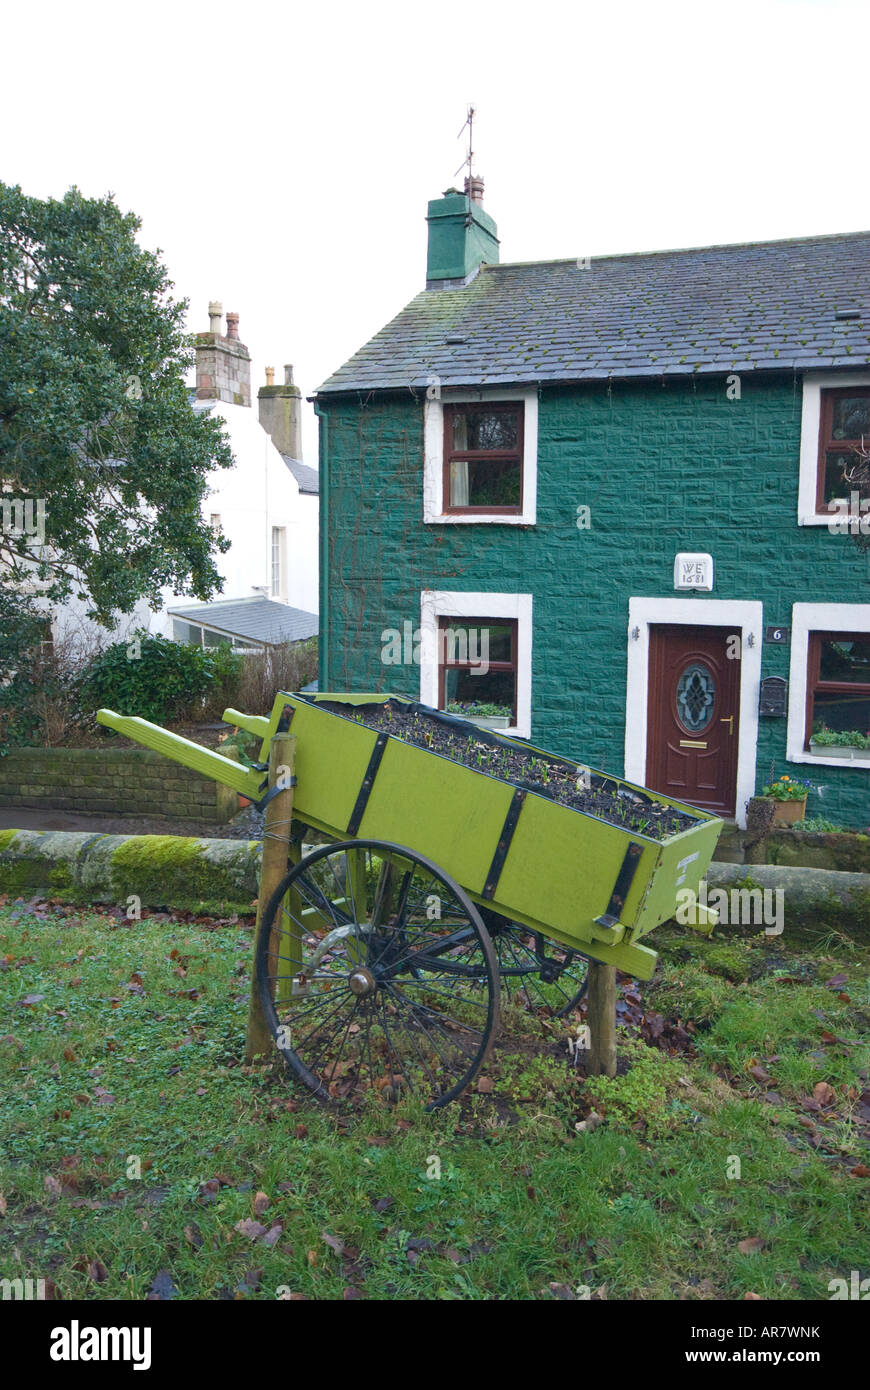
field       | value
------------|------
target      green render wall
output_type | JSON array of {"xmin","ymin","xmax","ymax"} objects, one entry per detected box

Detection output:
[{"xmin": 321, "ymin": 375, "xmax": 870, "ymax": 828}]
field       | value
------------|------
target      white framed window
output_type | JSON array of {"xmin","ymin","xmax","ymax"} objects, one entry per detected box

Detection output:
[
  {"xmin": 787, "ymin": 603, "xmax": 870, "ymax": 766},
  {"xmin": 798, "ymin": 372, "xmax": 870, "ymax": 526},
  {"xmin": 419, "ymin": 590, "xmax": 533, "ymax": 738},
  {"xmin": 271, "ymin": 526, "xmax": 285, "ymax": 599},
  {"xmin": 209, "ymin": 512, "xmax": 221, "ymax": 530},
  {"xmin": 424, "ymin": 389, "xmax": 538, "ymax": 525}
]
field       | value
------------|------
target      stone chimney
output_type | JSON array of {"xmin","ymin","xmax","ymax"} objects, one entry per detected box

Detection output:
[
  {"xmin": 195, "ymin": 303, "xmax": 252, "ymax": 406},
  {"xmin": 258, "ymin": 364, "xmax": 303, "ymax": 460}
]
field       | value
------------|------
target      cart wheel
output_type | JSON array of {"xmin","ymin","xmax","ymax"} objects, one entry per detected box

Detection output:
[
  {"xmin": 480, "ymin": 912, "xmax": 589, "ymax": 1018},
  {"xmin": 256, "ymin": 839, "xmax": 500, "ymax": 1110}
]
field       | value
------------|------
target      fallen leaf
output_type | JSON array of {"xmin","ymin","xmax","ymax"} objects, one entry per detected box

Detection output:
[
  {"xmin": 87, "ymin": 1259, "xmax": 108, "ymax": 1283},
  {"xmin": 849, "ymin": 1164, "xmax": 870, "ymax": 1178},
  {"xmin": 476, "ymin": 1076, "xmax": 494, "ymax": 1094},
  {"xmin": 322, "ymin": 1230, "xmax": 347, "ymax": 1257},
  {"xmin": 184, "ymin": 1224, "xmax": 203, "ymax": 1250},
  {"xmin": 744, "ymin": 1291, "xmax": 762, "ymax": 1300},
  {"xmin": 548, "ymin": 1282, "xmax": 576, "ymax": 1300},
  {"xmin": 813, "ymin": 1082, "xmax": 836, "ymax": 1108},
  {"xmin": 737, "ymin": 1237, "xmax": 766, "ymax": 1255},
  {"xmin": 253, "ymin": 1191, "xmax": 270, "ymax": 1215},
  {"xmin": 146, "ymin": 1270, "xmax": 176, "ymax": 1300},
  {"xmin": 21, "ymin": 994, "xmax": 44, "ymax": 1006},
  {"xmin": 234, "ymin": 1219, "xmax": 268, "ymax": 1241},
  {"xmin": 343, "ymin": 1286, "xmax": 363, "ymax": 1300},
  {"xmin": 44, "ymin": 1175, "xmax": 62, "ymax": 1199}
]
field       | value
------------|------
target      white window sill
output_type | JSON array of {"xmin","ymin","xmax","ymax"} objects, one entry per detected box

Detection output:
[
  {"xmin": 425, "ymin": 513, "xmax": 535, "ymax": 526},
  {"xmin": 785, "ymin": 750, "xmax": 870, "ymax": 770}
]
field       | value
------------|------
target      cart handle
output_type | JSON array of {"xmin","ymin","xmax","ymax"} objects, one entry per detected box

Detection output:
[{"xmin": 96, "ymin": 709, "xmax": 265, "ymax": 802}]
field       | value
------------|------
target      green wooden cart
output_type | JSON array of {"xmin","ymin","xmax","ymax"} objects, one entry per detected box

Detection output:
[{"xmin": 97, "ymin": 691, "xmax": 722, "ymax": 1108}]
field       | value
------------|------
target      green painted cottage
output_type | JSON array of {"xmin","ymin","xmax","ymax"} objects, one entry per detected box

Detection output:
[{"xmin": 313, "ymin": 182, "xmax": 870, "ymax": 829}]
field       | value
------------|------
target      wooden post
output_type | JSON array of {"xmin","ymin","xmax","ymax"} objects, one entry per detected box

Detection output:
[
  {"xmin": 587, "ymin": 961, "xmax": 617, "ymax": 1077},
  {"xmin": 245, "ymin": 732, "xmax": 296, "ymax": 1062}
]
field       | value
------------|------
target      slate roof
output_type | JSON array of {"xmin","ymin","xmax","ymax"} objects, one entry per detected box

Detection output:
[
  {"xmin": 168, "ymin": 597, "xmax": 318, "ymax": 647},
  {"xmin": 317, "ymin": 231, "xmax": 870, "ymax": 394},
  {"xmin": 281, "ymin": 455, "xmax": 319, "ymax": 494}
]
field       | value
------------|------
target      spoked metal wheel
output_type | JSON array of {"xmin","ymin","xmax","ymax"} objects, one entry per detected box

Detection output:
[
  {"xmin": 480, "ymin": 910, "xmax": 589, "ymax": 1018},
  {"xmin": 256, "ymin": 839, "xmax": 500, "ymax": 1110}
]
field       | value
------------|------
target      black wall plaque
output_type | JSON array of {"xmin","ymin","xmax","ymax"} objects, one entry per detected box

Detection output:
[
  {"xmin": 764, "ymin": 625, "xmax": 790, "ymax": 644},
  {"xmin": 759, "ymin": 675, "xmax": 788, "ymax": 717}
]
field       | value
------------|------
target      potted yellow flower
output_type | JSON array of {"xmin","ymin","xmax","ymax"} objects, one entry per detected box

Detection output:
[{"xmin": 760, "ymin": 773, "xmax": 811, "ymax": 826}]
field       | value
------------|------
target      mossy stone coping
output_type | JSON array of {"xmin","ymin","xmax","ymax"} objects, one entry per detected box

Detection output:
[
  {"xmin": 0, "ymin": 829, "xmax": 261, "ymax": 915},
  {"xmin": 0, "ymin": 831, "xmax": 868, "ymax": 941}
]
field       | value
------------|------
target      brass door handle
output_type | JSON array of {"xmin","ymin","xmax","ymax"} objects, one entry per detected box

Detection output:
[{"xmin": 720, "ymin": 716, "xmax": 734, "ymax": 736}]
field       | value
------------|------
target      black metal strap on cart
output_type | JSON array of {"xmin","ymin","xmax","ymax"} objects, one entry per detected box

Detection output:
[
  {"xmin": 254, "ymin": 774, "xmax": 298, "ymax": 813},
  {"xmin": 346, "ymin": 732, "xmax": 389, "ymax": 835},
  {"xmin": 276, "ymin": 702, "xmax": 296, "ymax": 734},
  {"xmin": 594, "ymin": 841, "xmax": 643, "ymax": 930},
  {"xmin": 482, "ymin": 788, "xmax": 526, "ymax": 900}
]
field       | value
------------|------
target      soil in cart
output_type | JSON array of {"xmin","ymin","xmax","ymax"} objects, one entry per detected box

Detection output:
[{"xmin": 321, "ymin": 700, "xmax": 701, "ymax": 841}]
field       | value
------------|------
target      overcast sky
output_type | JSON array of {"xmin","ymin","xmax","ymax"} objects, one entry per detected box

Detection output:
[{"xmin": 3, "ymin": 0, "xmax": 867, "ymax": 463}]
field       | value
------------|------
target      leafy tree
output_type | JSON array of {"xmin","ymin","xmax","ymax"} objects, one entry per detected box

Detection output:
[{"xmin": 0, "ymin": 182, "xmax": 234, "ymax": 627}]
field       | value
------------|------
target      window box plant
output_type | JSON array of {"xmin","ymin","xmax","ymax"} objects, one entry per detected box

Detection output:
[
  {"xmin": 760, "ymin": 773, "xmax": 812, "ymax": 826},
  {"xmin": 445, "ymin": 700, "xmax": 513, "ymax": 730},
  {"xmin": 809, "ymin": 728, "xmax": 870, "ymax": 761}
]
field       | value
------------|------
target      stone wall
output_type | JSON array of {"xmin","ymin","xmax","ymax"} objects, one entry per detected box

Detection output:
[{"xmin": 0, "ymin": 747, "xmax": 238, "ymax": 823}]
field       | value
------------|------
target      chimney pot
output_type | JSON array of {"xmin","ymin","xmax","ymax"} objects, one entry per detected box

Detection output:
[
  {"xmin": 225, "ymin": 311, "xmax": 240, "ymax": 341},
  {"xmin": 208, "ymin": 300, "xmax": 223, "ymax": 334},
  {"xmin": 284, "ymin": 364, "xmax": 294, "ymax": 386},
  {"xmin": 464, "ymin": 174, "xmax": 485, "ymax": 205},
  {"xmin": 265, "ymin": 366, "xmax": 275, "ymax": 387}
]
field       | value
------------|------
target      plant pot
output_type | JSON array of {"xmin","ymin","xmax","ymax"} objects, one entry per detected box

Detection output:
[
  {"xmin": 809, "ymin": 741, "xmax": 854, "ymax": 759},
  {"xmin": 771, "ymin": 797, "xmax": 808, "ymax": 826},
  {"xmin": 468, "ymin": 715, "xmax": 511, "ymax": 730}
]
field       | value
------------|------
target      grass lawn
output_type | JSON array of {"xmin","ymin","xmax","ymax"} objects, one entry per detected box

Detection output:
[{"xmin": 0, "ymin": 898, "xmax": 868, "ymax": 1300}]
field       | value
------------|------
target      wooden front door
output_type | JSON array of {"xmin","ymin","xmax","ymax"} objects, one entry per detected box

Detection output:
[{"xmin": 646, "ymin": 625, "xmax": 740, "ymax": 816}]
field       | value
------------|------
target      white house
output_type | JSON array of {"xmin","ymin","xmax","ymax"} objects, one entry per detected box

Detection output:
[{"xmin": 51, "ymin": 304, "xmax": 319, "ymax": 653}]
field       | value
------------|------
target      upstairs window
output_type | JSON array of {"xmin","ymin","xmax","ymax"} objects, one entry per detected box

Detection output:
[
  {"xmin": 443, "ymin": 403, "xmax": 524, "ymax": 514},
  {"xmin": 271, "ymin": 526, "xmax": 285, "ymax": 599},
  {"xmin": 805, "ymin": 631, "xmax": 870, "ymax": 746},
  {"xmin": 817, "ymin": 387, "xmax": 870, "ymax": 511}
]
